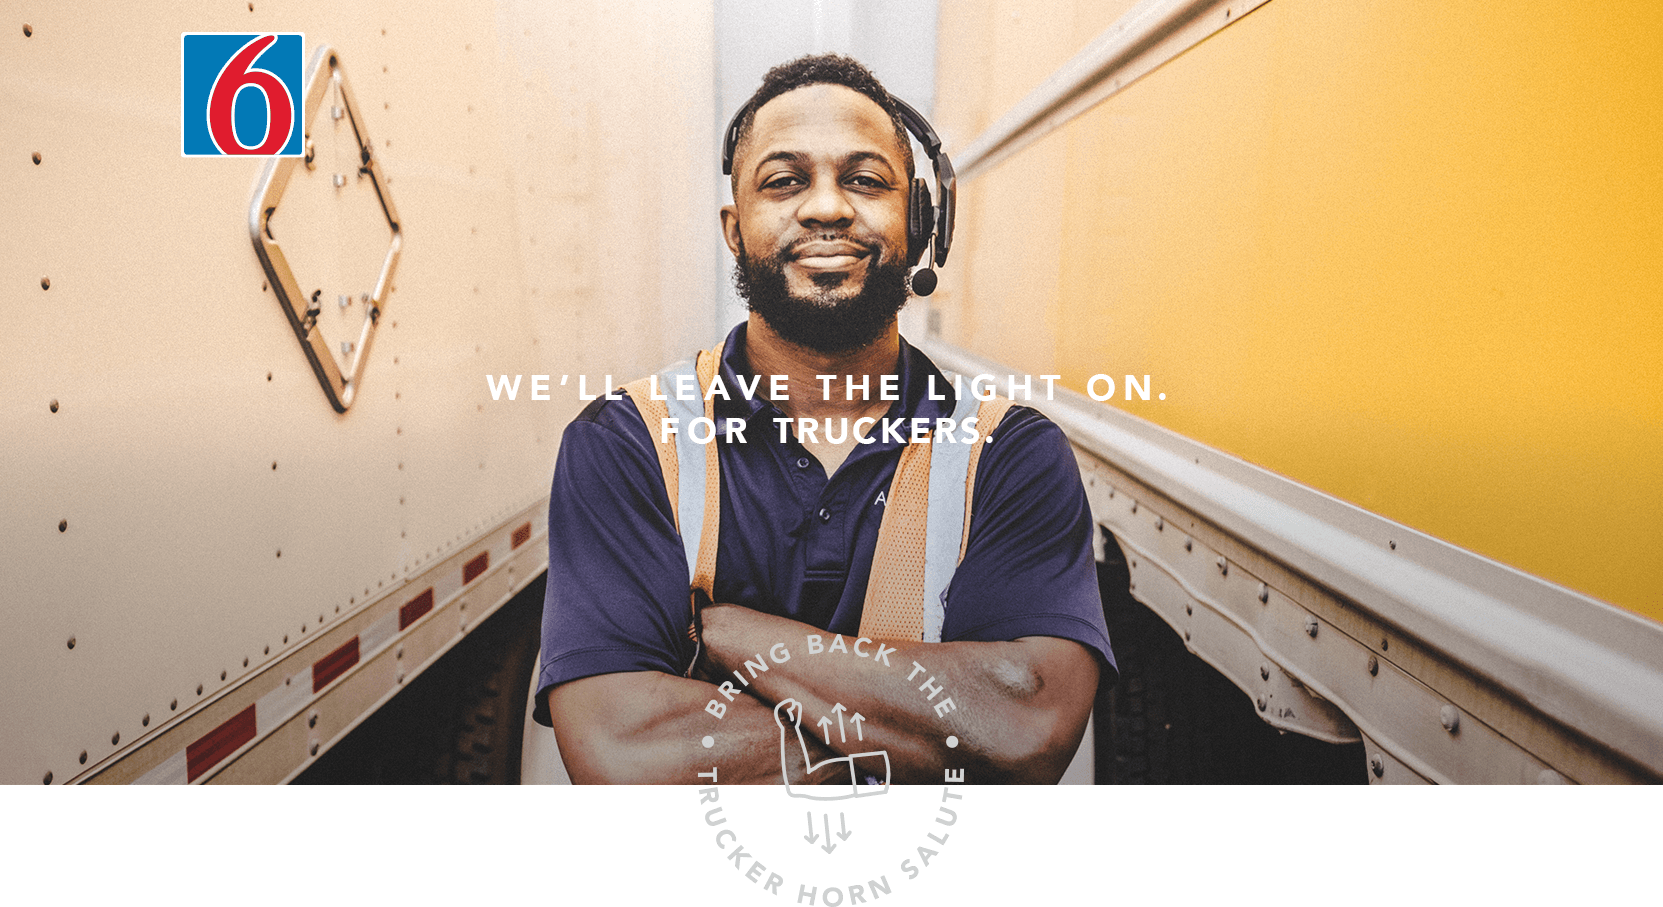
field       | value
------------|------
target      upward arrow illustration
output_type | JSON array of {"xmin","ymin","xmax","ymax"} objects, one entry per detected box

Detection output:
[
  {"xmin": 849, "ymin": 712, "xmax": 866, "ymax": 742},
  {"xmin": 832, "ymin": 702, "xmax": 848, "ymax": 743},
  {"xmin": 816, "ymin": 715, "xmax": 833, "ymax": 744}
]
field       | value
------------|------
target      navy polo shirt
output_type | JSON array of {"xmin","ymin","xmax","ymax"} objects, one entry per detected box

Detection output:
[{"xmin": 533, "ymin": 323, "xmax": 1115, "ymax": 726}]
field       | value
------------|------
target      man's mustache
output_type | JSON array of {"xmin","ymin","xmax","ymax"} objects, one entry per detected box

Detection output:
[{"xmin": 778, "ymin": 235, "xmax": 883, "ymax": 260}]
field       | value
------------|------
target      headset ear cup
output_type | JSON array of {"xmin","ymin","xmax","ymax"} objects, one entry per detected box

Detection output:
[{"xmin": 909, "ymin": 178, "xmax": 934, "ymax": 265}]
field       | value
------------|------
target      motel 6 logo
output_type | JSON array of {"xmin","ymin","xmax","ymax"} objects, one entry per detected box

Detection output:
[{"xmin": 181, "ymin": 33, "xmax": 304, "ymax": 156}]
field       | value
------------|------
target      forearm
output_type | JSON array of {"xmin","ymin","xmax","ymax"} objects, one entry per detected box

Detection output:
[
  {"xmin": 700, "ymin": 606, "xmax": 1098, "ymax": 783},
  {"xmin": 548, "ymin": 670, "xmax": 828, "ymax": 784}
]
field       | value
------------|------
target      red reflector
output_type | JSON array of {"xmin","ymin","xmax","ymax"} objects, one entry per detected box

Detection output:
[
  {"xmin": 312, "ymin": 637, "xmax": 361, "ymax": 693},
  {"xmin": 511, "ymin": 522, "xmax": 532, "ymax": 549},
  {"xmin": 463, "ymin": 551, "xmax": 489, "ymax": 584},
  {"xmin": 186, "ymin": 704, "xmax": 256, "ymax": 782},
  {"xmin": 400, "ymin": 588, "xmax": 434, "ymax": 630}
]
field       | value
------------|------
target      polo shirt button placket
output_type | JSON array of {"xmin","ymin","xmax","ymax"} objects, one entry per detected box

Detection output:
[
  {"xmin": 797, "ymin": 457, "xmax": 810, "ymax": 469},
  {"xmin": 817, "ymin": 507, "xmax": 831, "ymax": 523}
]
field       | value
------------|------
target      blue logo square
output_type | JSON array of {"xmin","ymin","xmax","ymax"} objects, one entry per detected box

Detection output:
[{"xmin": 182, "ymin": 33, "xmax": 304, "ymax": 157}]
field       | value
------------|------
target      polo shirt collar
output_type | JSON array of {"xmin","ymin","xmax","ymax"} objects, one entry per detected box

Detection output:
[{"xmin": 711, "ymin": 321, "xmax": 956, "ymax": 439}]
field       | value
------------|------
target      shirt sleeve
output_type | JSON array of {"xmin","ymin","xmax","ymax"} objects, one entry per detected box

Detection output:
[
  {"xmin": 941, "ymin": 407, "xmax": 1118, "ymax": 680},
  {"xmin": 531, "ymin": 395, "xmax": 696, "ymax": 727}
]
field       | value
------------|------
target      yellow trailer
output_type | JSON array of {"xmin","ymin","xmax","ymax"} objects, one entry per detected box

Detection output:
[{"xmin": 921, "ymin": 0, "xmax": 1663, "ymax": 781}]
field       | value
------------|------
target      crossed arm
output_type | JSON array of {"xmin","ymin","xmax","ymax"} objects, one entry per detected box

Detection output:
[{"xmin": 547, "ymin": 603, "xmax": 1098, "ymax": 785}]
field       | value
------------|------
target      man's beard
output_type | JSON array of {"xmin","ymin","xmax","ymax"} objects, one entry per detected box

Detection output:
[{"xmin": 733, "ymin": 235, "xmax": 911, "ymax": 355}]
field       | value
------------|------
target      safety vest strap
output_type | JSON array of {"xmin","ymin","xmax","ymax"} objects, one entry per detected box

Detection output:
[{"xmin": 858, "ymin": 392, "xmax": 1015, "ymax": 643}]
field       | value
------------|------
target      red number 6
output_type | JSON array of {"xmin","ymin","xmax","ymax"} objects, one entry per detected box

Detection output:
[{"xmin": 206, "ymin": 35, "xmax": 295, "ymax": 155}]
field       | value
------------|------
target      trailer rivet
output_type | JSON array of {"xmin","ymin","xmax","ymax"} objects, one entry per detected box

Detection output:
[
  {"xmin": 196, "ymin": 684, "xmax": 203, "ymax": 695},
  {"xmin": 263, "ymin": 646, "xmax": 269, "ymax": 655},
  {"xmin": 1130, "ymin": 501, "xmax": 1138, "ymax": 514},
  {"xmin": 79, "ymin": 751, "xmax": 87, "ymax": 765},
  {"xmin": 219, "ymin": 670, "xmax": 226, "ymax": 681},
  {"xmin": 50, "ymin": 399, "xmax": 59, "ymax": 413},
  {"xmin": 1368, "ymin": 655, "xmax": 1379, "ymax": 676},
  {"xmin": 1381, "ymin": 637, "xmax": 1389, "ymax": 651},
  {"xmin": 1370, "ymin": 754, "xmax": 1385, "ymax": 778},
  {"xmin": 1260, "ymin": 665, "xmax": 1270, "ymax": 681},
  {"xmin": 40, "ymin": 277, "xmax": 50, "ymax": 290},
  {"xmin": 1128, "ymin": 581, "xmax": 1135, "ymax": 592},
  {"xmin": 24, "ymin": 24, "xmax": 33, "ymax": 37},
  {"xmin": 1108, "ymin": 488, "xmax": 1115, "ymax": 498},
  {"xmin": 142, "ymin": 714, "xmax": 150, "ymax": 727},
  {"xmin": 32, "ymin": 151, "xmax": 41, "ymax": 165},
  {"xmin": 110, "ymin": 732, "xmax": 119, "ymax": 746},
  {"xmin": 308, "ymin": 712, "xmax": 318, "ymax": 729},
  {"xmin": 1185, "ymin": 604, "xmax": 1192, "ymax": 616},
  {"xmin": 282, "ymin": 635, "xmax": 288, "ymax": 644},
  {"xmin": 1440, "ymin": 705, "xmax": 1460, "ymax": 734},
  {"xmin": 59, "ymin": 519, "xmax": 67, "ymax": 532},
  {"xmin": 396, "ymin": 645, "xmax": 403, "ymax": 660},
  {"xmin": 67, "ymin": 636, "xmax": 75, "ymax": 649},
  {"xmin": 42, "ymin": 772, "xmax": 52, "ymax": 785},
  {"xmin": 1389, "ymin": 540, "xmax": 1397, "ymax": 550},
  {"xmin": 1130, "ymin": 559, "xmax": 1137, "ymax": 569},
  {"xmin": 1184, "ymin": 539, "xmax": 1192, "ymax": 552},
  {"xmin": 1304, "ymin": 617, "xmax": 1319, "ymax": 638},
  {"xmin": 1258, "ymin": 583, "xmax": 1269, "ymax": 603},
  {"xmin": 1183, "ymin": 630, "xmax": 1190, "ymax": 641},
  {"xmin": 397, "ymin": 669, "xmax": 406, "ymax": 683},
  {"xmin": 1216, "ymin": 557, "xmax": 1228, "ymax": 575},
  {"xmin": 1155, "ymin": 517, "xmax": 1164, "ymax": 531},
  {"xmin": 1256, "ymin": 697, "xmax": 1266, "ymax": 712},
  {"xmin": 309, "ymin": 742, "xmax": 319, "ymax": 756},
  {"xmin": 170, "ymin": 699, "xmax": 178, "ymax": 711}
]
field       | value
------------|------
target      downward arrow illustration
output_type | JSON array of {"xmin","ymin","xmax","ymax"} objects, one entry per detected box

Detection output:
[
  {"xmin": 832, "ymin": 703, "xmax": 848, "ymax": 743},
  {"xmin": 836, "ymin": 813, "xmax": 853, "ymax": 842},
  {"xmin": 821, "ymin": 814, "xmax": 837, "ymax": 854},
  {"xmin": 803, "ymin": 812, "xmax": 819, "ymax": 845},
  {"xmin": 816, "ymin": 716, "xmax": 832, "ymax": 744},
  {"xmin": 849, "ymin": 712, "xmax": 866, "ymax": 741}
]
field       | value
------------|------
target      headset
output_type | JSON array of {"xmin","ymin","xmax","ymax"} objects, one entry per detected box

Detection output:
[{"xmin": 722, "ymin": 94, "xmax": 956, "ymax": 297}]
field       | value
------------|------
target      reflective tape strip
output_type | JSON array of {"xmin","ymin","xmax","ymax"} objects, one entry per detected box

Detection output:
[
  {"xmin": 463, "ymin": 550, "xmax": 490, "ymax": 585},
  {"xmin": 920, "ymin": 390, "xmax": 983, "ymax": 643},
  {"xmin": 662, "ymin": 357, "xmax": 706, "ymax": 585},
  {"xmin": 359, "ymin": 612, "xmax": 398, "ymax": 659},
  {"xmin": 432, "ymin": 559, "xmax": 463, "ymax": 607},
  {"xmin": 185, "ymin": 705, "xmax": 256, "ymax": 782},
  {"xmin": 256, "ymin": 670, "xmax": 311, "ymax": 735},
  {"xmin": 399, "ymin": 587, "xmax": 435, "ymax": 629},
  {"xmin": 511, "ymin": 521, "xmax": 532, "ymax": 549},
  {"xmin": 134, "ymin": 749, "xmax": 188, "ymax": 785},
  {"xmin": 311, "ymin": 637, "xmax": 360, "ymax": 693}
]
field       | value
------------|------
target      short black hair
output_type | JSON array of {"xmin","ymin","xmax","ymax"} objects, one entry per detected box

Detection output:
[{"xmin": 729, "ymin": 53, "xmax": 915, "ymax": 196}]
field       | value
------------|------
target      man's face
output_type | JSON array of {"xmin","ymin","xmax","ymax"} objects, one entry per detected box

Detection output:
[{"xmin": 722, "ymin": 84, "xmax": 912, "ymax": 354}]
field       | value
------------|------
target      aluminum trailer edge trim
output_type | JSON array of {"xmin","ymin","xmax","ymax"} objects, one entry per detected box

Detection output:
[
  {"xmin": 917, "ymin": 339, "xmax": 1663, "ymax": 779},
  {"xmin": 951, "ymin": 0, "xmax": 1273, "ymax": 181}
]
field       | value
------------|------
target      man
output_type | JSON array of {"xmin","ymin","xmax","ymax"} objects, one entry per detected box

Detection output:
[{"xmin": 533, "ymin": 54, "xmax": 1114, "ymax": 784}]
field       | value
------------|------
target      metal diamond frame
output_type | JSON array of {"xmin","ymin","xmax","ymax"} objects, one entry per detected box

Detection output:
[{"xmin": 248, "ymin": 45, "xmax": 401, "ymax": 413}]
